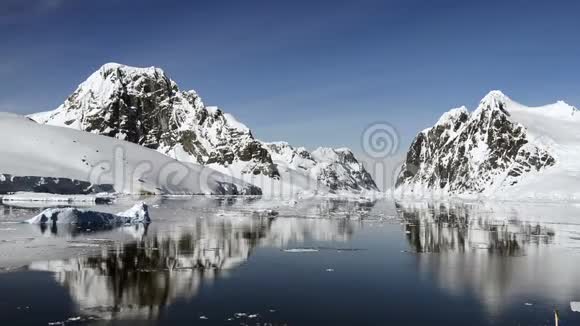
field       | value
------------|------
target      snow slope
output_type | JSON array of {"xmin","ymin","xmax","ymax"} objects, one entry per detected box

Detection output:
[
  {"xmin": 0, "ymin": 113, "xmax": 260, "ymax": 195},
  {"xmin": 498, "ymin": 96, "xmax": 580, "ymax": 200},
  {"xmin": 396, "ymin": 91, "xmax": 580, "ymax": 201}
]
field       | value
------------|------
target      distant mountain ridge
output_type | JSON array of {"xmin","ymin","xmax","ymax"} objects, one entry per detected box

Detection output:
[
  {"xmin": 31, "ymin": 63, "xmax": 378, "ymax": 195},
  {"xmin": 266, "ymin": 142, "xmax": 377, "ymax": 192}
]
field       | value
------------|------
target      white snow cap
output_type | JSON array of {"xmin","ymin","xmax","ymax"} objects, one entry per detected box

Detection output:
[
  {"xmin": 477, "ymin": 90, "xmax": 578, "ymax": 119},
  {"xmin": 311, "ymin": 147, "xmax": 341, "ymax": 162},
  {"xmin": 436, "ymin": 106, "xmax": 469, "ymax": 126},
  {"xmin": 97, "ymin": 62, "xmax": 166, "ymax": 77},
  {"xmin": 479, "ymin": 90, "xmax": 511, "ymax": 107}
]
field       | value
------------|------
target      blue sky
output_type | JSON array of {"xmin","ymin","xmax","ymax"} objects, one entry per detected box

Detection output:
[{"xmin": 2, "ymin": 0, "xmax": 580, "ymax": 155}]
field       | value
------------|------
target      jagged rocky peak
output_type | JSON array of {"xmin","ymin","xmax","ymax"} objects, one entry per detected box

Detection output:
[
  {"xmin": 479, "ymin": 90, "xmax": 511, "ymax": 110},
  {"xmin": 435, "ymin": 106, "xmax": 469, "ymax": 127},
  {"xmin": 396, "ymin": 90, "xmax": 556, "ymax": 194},
  {"xmin": 30, "ymin": 63, "xmax": 279, "ymax": 178},
  {"xmin": 470, "ymin": 90, "xmax": 514, "ymax": 126}
]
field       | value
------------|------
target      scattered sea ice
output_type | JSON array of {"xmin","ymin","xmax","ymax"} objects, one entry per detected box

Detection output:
[{"xmin": 283, "ymin": 248, "xmax": 319, "ymax": 253}]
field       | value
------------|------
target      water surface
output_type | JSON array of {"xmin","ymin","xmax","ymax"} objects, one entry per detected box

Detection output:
[{"xmin": 1, "ymin": 197, "xmax": 580, "ymax": 325}]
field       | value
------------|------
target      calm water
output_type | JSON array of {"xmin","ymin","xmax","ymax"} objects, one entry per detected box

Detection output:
[{"xmin": 1, "ymin": 197, "xmax": 580, "ymax": 325}]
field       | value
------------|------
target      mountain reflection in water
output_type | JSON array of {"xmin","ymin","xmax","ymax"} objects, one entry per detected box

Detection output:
[
  {"xmin": 397, "ymin": 201, "xmax": 580, "ymax": 316},
  {"xmin": 14, "ymin": 198, "xmax": 580, "ymax": 324},
  {"xmin": 398, "ymin": 202, "xmax": 555, "ymax": 255},
  {"xmin": 27, "ymin": 210, "xmax": 357, "ymax": 320}
]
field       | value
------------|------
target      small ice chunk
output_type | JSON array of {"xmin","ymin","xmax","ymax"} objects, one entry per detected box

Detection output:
[
  {"xmin": 25, "ymin": 203, "xmax": 150, "ymax": 226},
  {"xmin": 326, "ymin": 268, "xmax": 335, "ymax": 272},
  {"xmin": 116, "ymin": 202, "xmax": 151, "ymax": 223},
  {"xmin": 473, "ymin": 243, "xmax": 491, "ymax": 249},
  {"xmin": 571, "ymin": 301, "xmax": 580, "ymax": 312},
  {"xmin": 283, "ymin": 248, "xmax": 319, "ymax": 253},
  {"xmin": 199, "ymin": 316, "xmax": 208, "ymax": 320},
  {"xmin": 68, "ymin": 243, "xmax": 102, "ymax": 248}
]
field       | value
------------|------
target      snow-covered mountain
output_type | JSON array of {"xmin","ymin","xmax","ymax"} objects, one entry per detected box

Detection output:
[
  {"xmin": 30, "ymin": 63, "xmax": 377, "ymax": 196},
  {"xmin": 30, "ymin": 63, "xmax": 279, "ymax": 178},
  {"xmin": 0, "ymin": 113, "xmax": 259, "ymax": 195},
  {"xmin": 396, "ymin": 90, "xmax": 580, "ymax": 200}
]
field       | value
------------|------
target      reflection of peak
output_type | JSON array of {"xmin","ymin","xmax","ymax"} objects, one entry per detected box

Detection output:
[
  {"xmin": 399, "ymin": 201, "xmax": 555, "ymax": 254},
  {"xmin": 397, "ymin": 201, "xmax": 580, "ymax": 316},
  {"xmin": 27, "ymin": 210, "xmax": 357, "ymax": 320}
]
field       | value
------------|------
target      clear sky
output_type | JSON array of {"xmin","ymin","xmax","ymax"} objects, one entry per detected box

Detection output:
[{"xmin": 2, "ymin": 0, "xmax": 580, "ymax": 155}]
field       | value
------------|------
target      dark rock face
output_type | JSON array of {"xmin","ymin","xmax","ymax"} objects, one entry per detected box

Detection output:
[
  {"xmin": 33, "ymin": 63, "xmax": 279, "ymax": 179},
  {"xmin": 0, "ymin": 174, "xmax": 114, "ymax": 194},
  {"xmin": 396, "ymin": 93, "xmax": 556, "ymax": 193},
  {"xmin": 213, "ymin": 181, "xmax": 262, "ymax": 196}
]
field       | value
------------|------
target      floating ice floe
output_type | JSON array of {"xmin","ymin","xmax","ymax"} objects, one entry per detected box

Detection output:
[
  {"xmin": 282, "ymin": 248, "xmax": 319, "ymax": 253},
  {"xmin": 47, "ymin": 316, "xmax": 95, "ymax": 325},
  {"xmin": 24, "ymin": 203, "xmax": 150, "ymax": 227},
  {"xmin": 571, "ymin": 301, "xmax": 580, "ymax": 312}
]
